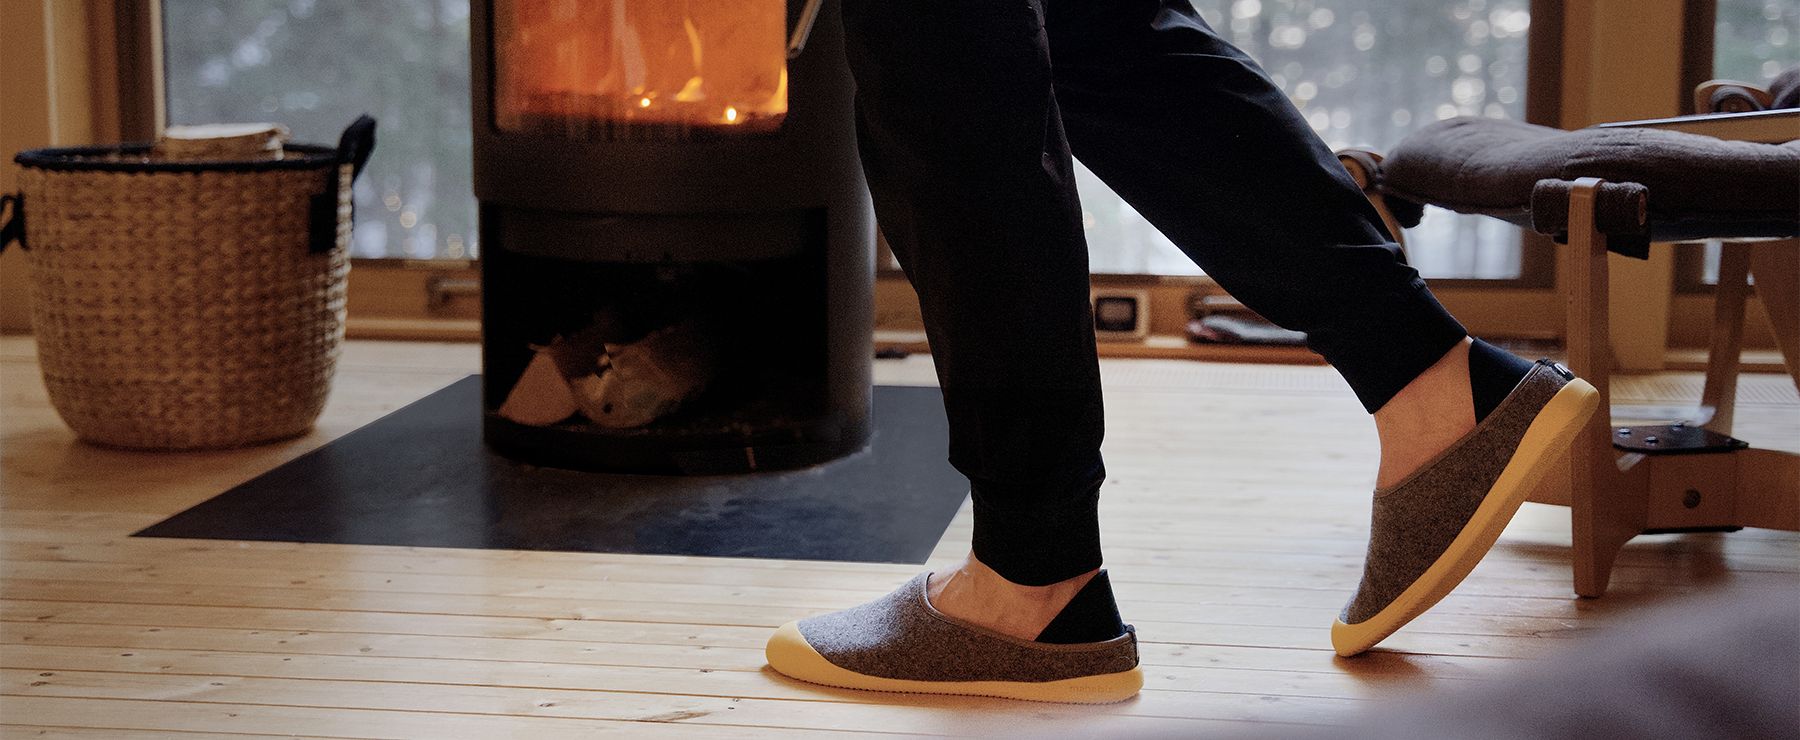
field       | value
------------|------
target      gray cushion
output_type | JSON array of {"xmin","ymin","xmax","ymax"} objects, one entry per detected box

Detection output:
[{"xmin": 1377, "ymin": 117, "xmax": 1800, "ymax": 245}]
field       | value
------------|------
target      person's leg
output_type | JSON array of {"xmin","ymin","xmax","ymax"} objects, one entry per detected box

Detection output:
[
  {"xmin": 1043, "ymin": 1, "xmax": 1546, "ymax": 484},
  {"xmin": 1043, "ymin": 0, "xmax": 1595, "ymax": 655},
  {"xmin": 840, "ymin": 0, "xmax": 1114, "ymax": 634},
  {"xmin": 1045, "ymin": 0, "xmax": 1470, "ymax": 430},
  {"xmin": 763, "ymin": 1, "xmax": 1145, "ymax": 701}
]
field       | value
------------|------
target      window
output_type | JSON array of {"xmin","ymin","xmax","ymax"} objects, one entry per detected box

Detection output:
[
  {"xmin": 1082, "ymin": 0, "xmax": 1535, "ymax": 279},
  {"xmin": 1689, "ymin": 0, "xmax": 1795, "ymax": 287},
  {"xmin": 1714, "ymin": 0, "xmax": 1799, "ymax": 83},
  {"xmin": 163, "ymin": 0, "xmax": 477, "ymax": 260},
  {"xmin": 163, "ymin": 1, "xmax": 1540, "ymax": 276}
]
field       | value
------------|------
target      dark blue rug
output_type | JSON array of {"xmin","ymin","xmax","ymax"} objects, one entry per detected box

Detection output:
[{"xmin": 134, "ymin": 377, "xmax": 967, "ymax": 564}]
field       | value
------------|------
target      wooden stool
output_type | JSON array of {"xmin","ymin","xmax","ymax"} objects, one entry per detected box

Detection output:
[{"xmin": 1551, "ymin": 180, "xmax": 1797, "ymax": 596}]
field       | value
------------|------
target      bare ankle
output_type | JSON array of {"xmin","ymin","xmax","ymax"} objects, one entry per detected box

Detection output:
[
  {"xmin": 926, "ymin": 554, "xmax": 1099, "ymax": 640},
  {"xmin": 1373, "ymin": 337, "xmax": 1476, "ymax": 488}
]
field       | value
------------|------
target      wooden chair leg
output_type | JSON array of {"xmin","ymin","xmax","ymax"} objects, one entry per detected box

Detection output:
[
  {"xmin": 1700, "ymin": 242, "xmax": 1752, "ymax": 435},
  {"xmin": 1749, "ymin": 239, "xmax": 1800, "ymax": 392},
  {"xmin": 1562, "ymin": 179, "xmax": 1642, "ymax": 598}
]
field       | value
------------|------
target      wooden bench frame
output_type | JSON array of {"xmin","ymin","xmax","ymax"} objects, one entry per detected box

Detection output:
[{"xmin": 1554, "ymin": 180, "xmax": 1798, "ymax": 596}]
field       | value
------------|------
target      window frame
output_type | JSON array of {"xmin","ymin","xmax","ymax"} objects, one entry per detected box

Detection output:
[
  {"xmin": 1664, "ymin": 0, "xmax": 1789, "ymax": 354},
  {"xmin": 122, "ymin": 0, "xmax": 481, "ymax": 337},
  {"xmin": 1673, "ymin": 0, "xmax": 1800, "ymax": 299},
  {"xmin": 1673, "ymin": 0, "xmax": 1717, "ymax": 298}
]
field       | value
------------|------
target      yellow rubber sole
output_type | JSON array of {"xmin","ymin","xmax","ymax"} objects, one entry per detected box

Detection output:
[
  {"xmin": 1332, "ymin": 377, "xmax": 1600, "ymax": 657},
  {"xmin": 764, "ymin": 621, "xmax": 1144, "ymax": 704}
]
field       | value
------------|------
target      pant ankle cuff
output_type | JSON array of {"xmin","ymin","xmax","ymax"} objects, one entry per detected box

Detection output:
[
  {"xmin": 970, "ymin": 485, "xmax": 1103, "ymax": 586},
  {"xmin": 1324, "ymin": 280, "xmax": 1468, "ymax": 413}
]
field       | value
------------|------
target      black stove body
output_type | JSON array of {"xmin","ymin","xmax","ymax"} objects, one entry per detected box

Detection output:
[{"xmin": 471, "ymin": 0, "xmax": 873, "ymax": 473}]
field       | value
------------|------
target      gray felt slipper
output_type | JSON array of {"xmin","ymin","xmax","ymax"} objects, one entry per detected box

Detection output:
[
  {"xmin": 1333, "ymin": 359, "xmax": 1599, "ymax": 656},
  {"xmin": 765, "ymin": 572, "xmax": 1143, "ymax": 703}
]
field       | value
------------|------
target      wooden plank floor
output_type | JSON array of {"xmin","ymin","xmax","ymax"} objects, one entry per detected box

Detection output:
[{"xmin": 3, "ymin": 336, "xmax": 1796, "ymax": 738}]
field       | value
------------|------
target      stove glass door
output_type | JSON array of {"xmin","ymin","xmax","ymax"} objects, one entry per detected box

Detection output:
[{"xmin": 494, "ymin": 0, "xmax": 789, "ymax": 136}]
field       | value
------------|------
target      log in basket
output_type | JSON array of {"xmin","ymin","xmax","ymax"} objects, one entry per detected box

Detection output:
[{"xmin": 1, "ymin": 116, "xmax": 376, "ymax": 450}]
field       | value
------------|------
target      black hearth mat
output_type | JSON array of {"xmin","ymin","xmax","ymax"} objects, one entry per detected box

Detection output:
[{"xmin": 134, "ymin": 377, "xmax": 968, "ymax": 564}]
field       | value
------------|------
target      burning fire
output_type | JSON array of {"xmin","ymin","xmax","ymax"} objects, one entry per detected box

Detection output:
[{"xmin": 495, "ymin": 0, "xmax": 788, "ymax": 133}]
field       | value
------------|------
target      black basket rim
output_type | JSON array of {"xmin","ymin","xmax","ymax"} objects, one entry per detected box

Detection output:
[{"xmin": 14, "ymin": 142, "xmax": 345, "ymax": 173}]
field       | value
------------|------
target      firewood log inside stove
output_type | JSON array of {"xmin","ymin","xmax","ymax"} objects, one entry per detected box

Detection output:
[
  {"xmin": 569, "ymin": 319, "xmax": 718, "ymax": 429},
  {"xmin": 497, "ymin": 347, "xmax": 579, "ymax": 426},
  {"xmin": 545, "ymin": 308, "xmax": 630, "ymax": 379}
]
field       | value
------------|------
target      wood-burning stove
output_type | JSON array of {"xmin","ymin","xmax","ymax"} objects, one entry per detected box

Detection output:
[{"xmin": 471, "ymin": 0, "xmax": 873, "ymax": 473}]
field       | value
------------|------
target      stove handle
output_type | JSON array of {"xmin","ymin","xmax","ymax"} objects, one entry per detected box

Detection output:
[{"xmin": 788, "ymin": 0, "xmax": 826, "ymax": 59}]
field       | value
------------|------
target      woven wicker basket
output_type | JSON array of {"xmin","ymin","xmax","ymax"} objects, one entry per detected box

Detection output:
[{"xmin": 1, "ymin": 116, "xmax": 376, "ymax": 450}]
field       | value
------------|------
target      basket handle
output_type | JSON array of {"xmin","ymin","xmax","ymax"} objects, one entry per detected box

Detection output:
[
  {"xmin": 338, "ymin": 114, "xmax": 377, "ymax": 180},
  {"xmin": 308, "ymin": 115, "xmax": 377, "ymax": 254},
  {"xmin": 0, "ymin": 194, "xmax": 22, "ymax": 253}
]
